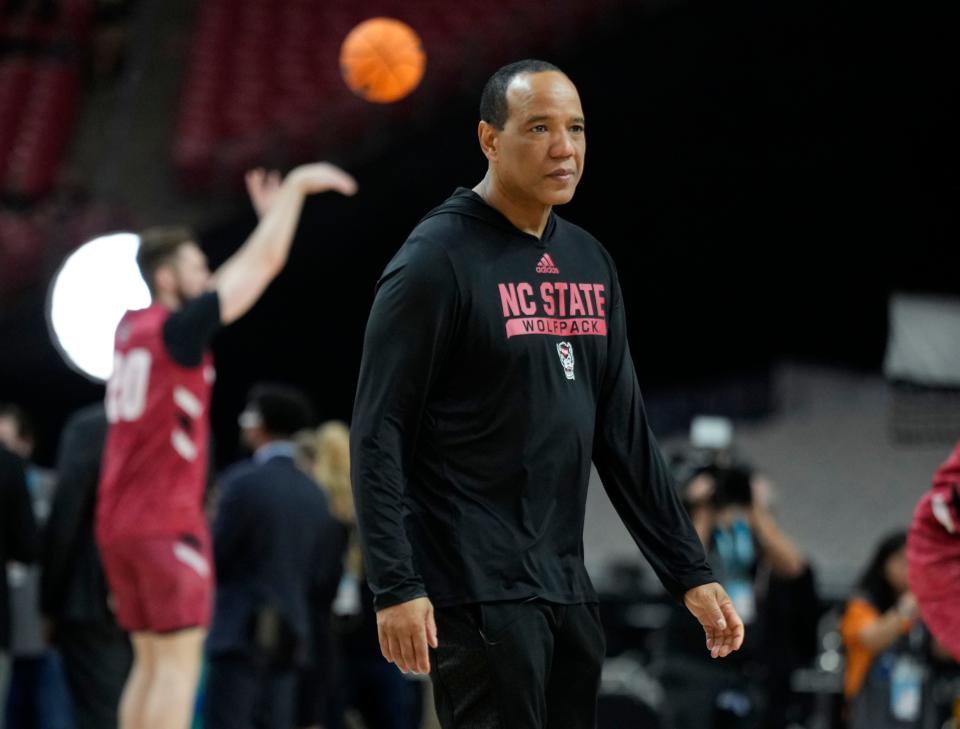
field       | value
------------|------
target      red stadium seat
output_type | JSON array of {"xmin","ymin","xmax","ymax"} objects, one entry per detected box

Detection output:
[{"xmin": 173, "ymin": 0, "xmax": 616, "ymax": 191}]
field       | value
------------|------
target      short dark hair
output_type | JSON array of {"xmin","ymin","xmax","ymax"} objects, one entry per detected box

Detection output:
[
  {"xmin": 479, "ymin": 59, "xmax": 564, "ymax": 130},
  {"xmin": 245, "ymin": 383, "xmax": 315, "ymax": 438},
  {"xmin": 0, "ymin": 403, "xmax": 34, "ymax": 444},
  {"xmin": 856, "ymin": 531, "xmax": 908, "ymax": 613},
  {"xmin": 137, "ymin": 226, "xmax": 196, "ymax": 294}
]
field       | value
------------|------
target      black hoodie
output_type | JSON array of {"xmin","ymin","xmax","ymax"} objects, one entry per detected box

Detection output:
[{"xmin": 351, "ymin": 188, "xmax": 714, "ymax": 610}]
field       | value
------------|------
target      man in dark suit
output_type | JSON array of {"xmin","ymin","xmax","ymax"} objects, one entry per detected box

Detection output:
[
  {"xmin": 0, "ymin": 443, "xmax": 39, "ymax": 718},
  {"xmin": 205, "ymin": 384, "xmax": 344, "ymax": 729},
  {"xmin": 41, "ymin": 403, "xmax": 132, "ymax": 729}
]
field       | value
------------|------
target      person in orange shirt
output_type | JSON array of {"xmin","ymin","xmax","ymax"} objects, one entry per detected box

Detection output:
[{"xmin": 841, "ymin": 532, "xmax": 921, "ymax": 726}]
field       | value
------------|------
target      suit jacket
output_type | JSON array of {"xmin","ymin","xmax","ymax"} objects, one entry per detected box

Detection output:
[
  {"xmin": 207, "ymin": 451, "xmax": 344, "ymax": 666},
  {"xmin": 0, "ymin": 444, "xmax": 39, "ymax": 649},
  {"xmin": 40, "ymin": 403, "xmax": 113, "ymax": 624}
]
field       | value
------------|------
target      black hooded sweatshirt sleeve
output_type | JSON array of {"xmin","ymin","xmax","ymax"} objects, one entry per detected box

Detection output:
[
  {"xmin": 593, "ymin": 268, "xmax": 715, "ymax": 600},
  {"xmin": 352, "ymin": 189, "xmax": 713, "ymax": 611},
  {"xmin": 351, "ymin": 236, "xmax": 460, "ymax": 609}
]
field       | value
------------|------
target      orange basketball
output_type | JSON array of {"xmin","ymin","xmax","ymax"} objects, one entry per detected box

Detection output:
[{"xmin": 339, "ymin": 18, "xmax": 426, "ymax": 104}]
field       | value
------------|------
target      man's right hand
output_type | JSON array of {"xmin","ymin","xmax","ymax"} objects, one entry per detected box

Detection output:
[
  {"xmin": 376, "ymin": 596, "xmax": 438, "ymax": 675},
  {"xmin": 245, "ymin": 168, "xmax": 282, "ymax": 218},
  {"xmin": 288, "ymin": 162, "xmax": 358, "ymax": 198},
  {"xmin": 245, "ymin": 163, "xmax": 357, "ymax": 219}
]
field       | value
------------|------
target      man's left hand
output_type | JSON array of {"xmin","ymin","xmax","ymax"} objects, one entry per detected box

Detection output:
[{"xmin": 683, "ymin": 582, "xmax": 745, "ymax": 659}]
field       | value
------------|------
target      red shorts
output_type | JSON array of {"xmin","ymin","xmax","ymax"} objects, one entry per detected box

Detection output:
[
  {"xmin": 100, "ymin": 532, "xmax": 214, "ymax": 633},
  {"xmin": 908, "ymin": 491, "xmax": 960, "ymax": 661}
]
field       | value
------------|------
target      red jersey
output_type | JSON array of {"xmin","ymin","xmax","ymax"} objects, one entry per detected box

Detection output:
[
  {"xmin": 907, "ymin": 439, "xmax": 960, "ymax": 660},
  {"xmin": 96, "ymin": 302, "xmax": 215, "ymax": 544}
]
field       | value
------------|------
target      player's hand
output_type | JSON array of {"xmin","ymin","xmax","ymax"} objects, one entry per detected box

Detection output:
[
  {"xmin": 288, "ymin": 162, "xmax": 358, "ymax": 198},
  {"xmin": 684, "ymin": 582, "xmax": 745, "ymax": 659},
  {"xmin": 245, "ymin": 167, "xmax": 283, "ymax": 218},
  {"xmin": 376, "ymin": 596, "xmax": 437, "ymax": 675}
]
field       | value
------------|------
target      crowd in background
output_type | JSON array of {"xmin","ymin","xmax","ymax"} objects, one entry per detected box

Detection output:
[
  {"xmin": 0, "ymin": 393, "xmax": 424, "ymax": 729},
  {"xmin": 652, "ymin": 447, "xmax": 960, "ymax": 729},
  {"xmin": 1, "ymin": 397, "xmax": 958, "ymax": 729}
]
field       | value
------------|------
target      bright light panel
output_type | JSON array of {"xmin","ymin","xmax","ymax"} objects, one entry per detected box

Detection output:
[{"xmin": 47, "ymin": 232, "xmax": 151, "ymax": 382}]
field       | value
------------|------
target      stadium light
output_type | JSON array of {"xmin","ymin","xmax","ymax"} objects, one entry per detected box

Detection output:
[{"xmin": 47, "ymin": 232, "xmax": 151, "ymax": 382}]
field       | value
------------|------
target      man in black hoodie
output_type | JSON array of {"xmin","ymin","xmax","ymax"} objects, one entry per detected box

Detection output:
[{"xmin": 351, "ymin": 59, "xmax": 745, "ymax": 728}]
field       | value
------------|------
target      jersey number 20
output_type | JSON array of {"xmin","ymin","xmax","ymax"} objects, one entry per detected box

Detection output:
[{"xmin": 106, "ymin": 349, "xmax": 152, "ymax": 423}]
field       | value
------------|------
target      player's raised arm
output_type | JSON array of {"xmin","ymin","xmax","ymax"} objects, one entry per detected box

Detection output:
[{"xmin": 210, "ymin": 162, "xmax": 357, "ymax": 325}]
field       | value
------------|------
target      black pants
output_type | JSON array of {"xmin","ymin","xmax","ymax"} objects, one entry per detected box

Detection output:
[
  {"xmin": 429, "ymin": 601, "xmax": 605, "ymax": 729},
  {"xmin": 204, "ymin": 656, "xmax": 297, "ymax": 729},
  {"xmin": 57, "ymin": 620, "xmax": 132, "ymax": 729}
]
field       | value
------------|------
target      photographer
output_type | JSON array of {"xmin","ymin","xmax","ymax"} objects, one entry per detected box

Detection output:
[
  {"xmin": 661, "ymin": 463, "xmax": 812, "ymax": 729},
  {"xmin": 709, "ymin": 467, "xmax": 807, "ymax": 618}
]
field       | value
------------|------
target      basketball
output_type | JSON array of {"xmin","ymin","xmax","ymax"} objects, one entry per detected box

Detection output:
[{"xmin": 339, "ymin": 18, "xmax": 426, "ymax": 104}]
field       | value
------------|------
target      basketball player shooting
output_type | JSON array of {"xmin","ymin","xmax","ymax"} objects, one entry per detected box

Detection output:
[{"xmin": 95, "ymin": 162, "xmax": 356, "ymax": 729}]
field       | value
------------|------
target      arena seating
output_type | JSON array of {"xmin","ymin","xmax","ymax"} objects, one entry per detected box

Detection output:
[
  {"xmin": 173, "ymin": 0, "xmax": 621, "ymax": 191},
  {"xmin": 0, "ymin": 0, "xmax": 90, "ymax": 200},
  {"xmin": 0, "ymin": 0, "xmax": 91, "ymax": 302}
]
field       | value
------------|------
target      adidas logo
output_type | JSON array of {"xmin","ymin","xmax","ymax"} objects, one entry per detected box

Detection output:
[{"xmin": 535, "ymin": 253, "xmax": 559, "ymax": 274}]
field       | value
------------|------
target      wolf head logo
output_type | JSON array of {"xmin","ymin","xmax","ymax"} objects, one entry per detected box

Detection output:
[{"xmin": 556, "ymin": 341, "xmax": 575, "ymax": 381}]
